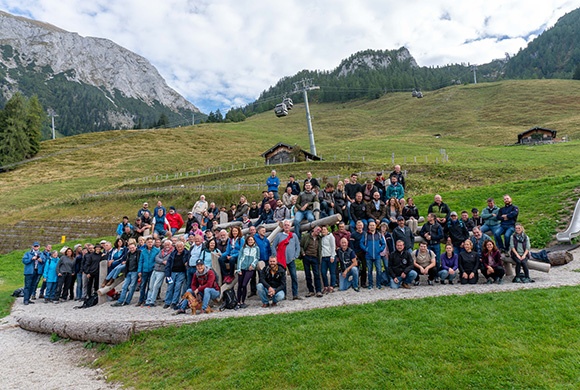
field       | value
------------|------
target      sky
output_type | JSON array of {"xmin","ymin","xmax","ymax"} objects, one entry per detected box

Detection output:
[{"xmin": 1, "ymin": 0, "xmax": 579, "ymax": 114}]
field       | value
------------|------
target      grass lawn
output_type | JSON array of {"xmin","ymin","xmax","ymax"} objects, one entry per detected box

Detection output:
[{"xmin": 96, "ymin": 286, "xmax": 580, "ymax": 389}]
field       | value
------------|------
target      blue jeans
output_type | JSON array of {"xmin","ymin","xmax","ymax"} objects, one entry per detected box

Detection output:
[
  {"xmin": 366, "ymin": 257, "xmax": 382, "ymax": 288},
  {"xmin": 75, "ymin": 273, "xmax": 83, "ymax": 300},
  {"xmin": 118, "ymin": 271, "xmax": 139, "ymax": 304},
  {"xmin": 428, "ymin": 244, "xmax": 441, "ymax": 267},
  {"xmin": 171, "ymin": 227, "xmax": 178, "ymax": 235},
  {"xmin": 294, "ymin": 210, "xmax": 314, "ymax": 239},
  {"xmin": 390, "ymin": 270, "xmax": 418, "ymax": 289},
  {"xmin": 138, "ymin": 271, "xmax": 152, "ymax": 303},
  {"xmin": 23, "ymin": 272, "xmax": 38, "ymax": 303},
  {"xmin": 146, "ymin": 271, "xmax": 165, "ymax": 305},
  {"xmin": 106, "ymin": 263, "xmax": 126, "ymax": 281},
  {"xmin": 495, "ymin": 225, "xmax": 515, "ymax": 251},
  {"xmin": 438, "ymin": 269, "xmax": 457, "ymax": 282},
  {"xmin": 320, "ymin": 257, "xmax": 336, "ymax": 287},
  {"xmin": 303, "ymin": 255, "xmax": 321, "ymax": 293},
  {"xmin": 320, "ymin": 201, "xmax": 335, "ymax": 218},
  {"xmin": 339, "ymin": 267, "xmax": 359, "ymax": 290},
  {"xmin": 164, "ymin": 271, "xmax": 186, "ymax": 305},
  {"xmin": 287, "ymin": 261, "xmax": 298, "ymax": 298},
  {"xmin": 257, "ymin": 283, "xmax": 285, "ymax": 304},
  {"xmin": 200, "ymin": 288, "xmax": 220, "ymax": 310},
  {"xmin": 480, "ymin": 224, "xmax": 501, "ymax": 237},
  {"xmin": 45, "ymin": 282, "xmax": 57, "ymax": 300},
  {"xmin": 186, "ymin": 267, "xmax": 197, "ymax": 292}
]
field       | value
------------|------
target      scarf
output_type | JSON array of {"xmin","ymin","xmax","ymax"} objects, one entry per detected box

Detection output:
[{"xmin": 276, "ymin": 232, "xmax": 293, "ymax": 268}]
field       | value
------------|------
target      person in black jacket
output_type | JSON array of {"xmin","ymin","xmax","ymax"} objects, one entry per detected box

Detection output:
[
  {"xmin": 389, "ymin": 240, "xmax": 417, "ymax": 289},
  {"xmin": 257, "ymin": 256, "xmax": 286, "ymax": 307},
  {"xmin": 458, "ymin": 240, "xmax": 479, "ymax": 285},
  {"xmin": 447, "ymin": 212, "xmax": 470, "ymax": 255},
  {"xmin": 81, "ymin": 244, "xmax": 102, "ymax": 299},
  {"xmin": 112, "ymin": 242, "xmax": 142, "ymax": 306},
  {"xmin": 420, "ymin": 213, "xmax": 444, "ymax": 263}
]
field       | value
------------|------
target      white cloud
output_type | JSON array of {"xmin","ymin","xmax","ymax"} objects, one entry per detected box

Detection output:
[{"xmin": 1, "ymin": 0, "xmax": 579, "ymax": 113}]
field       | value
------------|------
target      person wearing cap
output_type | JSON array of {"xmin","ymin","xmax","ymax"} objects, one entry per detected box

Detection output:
[
  {"xmin": 446, "ymin": 211, "xmax": 470, "ymax": 255},
  {"xmin": 116, "ymin": 216, "xmax": 133, "ymax": 238},
  {"xmin": 385, "ymin": 175, "xmax": 405, "ymax": 200},
  {"xmin": 461, "ymin": 210, "xmax": 476, "ymax": 232},
  {"xmin": 137, "ymin": 202, "xmax": 150, "ymax": 218},
  {"xmin": 389, "ymin": 240, "xmax": 417, "ymax": 289},
  {"xmin": 177, "ymin": 258, "xmax": 220, "ymax": 314},
  {"xmin": 392, "ymin": 216, "xmax": 414, "ymax": 253},
  {"xmin": 470, "ymin": 208, "xmax": 483, "ymax": 229},
  {"xmin": 166, "ymin": 206, "xmax": 184, "ymax": 236},
  {"xmin": 22, "ymin": 242, "xmax": 43, "ymax": 305}
]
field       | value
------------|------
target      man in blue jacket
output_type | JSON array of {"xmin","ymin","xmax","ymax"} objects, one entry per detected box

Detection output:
[
  {"xmin": 266, "ymin": 170, "xmax": 280, "ymax": 200},
  {"xmin": 22, "ymin": 241, "xmax": 43, "ymax": 305},
  {"xmin": 360, "ymin": 221, "xmax": 386, "ymax": 289},
  {"xmin": 136, "ymin": 237, "xmax": 160, "ymax": 306}
]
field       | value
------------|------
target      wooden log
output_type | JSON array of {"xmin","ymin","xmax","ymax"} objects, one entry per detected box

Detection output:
[
  {"xmin": 97, "ymin": 277, "xmax": 124, "ymax": 297},
  {"xmin": 267, "ymin": 225, "xmax": 283, "ymax": 243},
  {"xmin": 547, "ymin": 250, "xmax": 573, "ymax": 266},
  {"xmin": 501, "ymin": 256, "xmax": 551, "ymax": 273},
  {"xmin": 98, "ymin": 260, "xmax": 109, "ymax": 305},
  {"xmin": 241, "ymin": 221, "xmax": 279, "ymax": 235}
]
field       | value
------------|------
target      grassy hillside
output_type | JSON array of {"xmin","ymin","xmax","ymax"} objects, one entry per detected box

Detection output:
[{"xmin": 1, "ymin": 79, "xmax": 579, "ymax": 240}]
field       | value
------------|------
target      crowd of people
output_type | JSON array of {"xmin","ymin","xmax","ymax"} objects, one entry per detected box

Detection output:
[{"xmin": 21, "ymin": 166, "xmax": 533, "ymax": 313}]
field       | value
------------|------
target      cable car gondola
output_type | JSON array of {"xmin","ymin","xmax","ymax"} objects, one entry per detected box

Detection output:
[
  {"xmin": 274, "ymin": 102, "xmax": 288, "ymax": 117},
  {"xmin": 283, "ymin": 97, "xmax": 293, "ymax": 110}
]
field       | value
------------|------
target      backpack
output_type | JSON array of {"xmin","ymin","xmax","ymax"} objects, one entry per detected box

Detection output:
[
  {"xmin": 219, "ymin": 289, "xmax": 238, "ymax": 311},
  {"xmin": 74, "ymin": 293, "xmax": 99, "ymax": 309},
  {"xmin": 12, "ymin": 287, "xmax": 24, "ymax": 297}
]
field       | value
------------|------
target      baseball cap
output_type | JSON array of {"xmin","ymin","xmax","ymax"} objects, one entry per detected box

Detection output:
[
  {"xmin": 195, "ymin": 259, "xmax": 204, "ymax": 266},
  {"xmin": 450, "ymin": 211, "xmax": 458, "ymax": 217},
  {"xmin": 33, "ymin": 241, "xmax": 40, "ymax": 247}
]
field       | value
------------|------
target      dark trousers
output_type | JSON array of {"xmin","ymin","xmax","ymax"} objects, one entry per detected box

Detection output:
[
  {"xmin": 460, "ymin": 271, "xmax": 479, "ymax": 285},
  {"xmin": 139, "ymin": 271, "xmax": 153, "ymax": 303},
  {"xmin": 483, "ymin": 266, "xmax": 505, "ymax": 281},
  {"xmin": 218, "ymin": 255, "xmax": 237, "ymax": 278},
  {"xmin": 303, "ymin": 255, "xmax": 322, "ymax": 293},
  {"xmin": 237, "ymin": 269, "xmax": 255, "ymax": 304},
  {"xmin": 414, "ymin": 266, "xmax": 438, "ymax": 281},
  {"xmin": 355, "ymin": 250, "xmax": 367, "ymax": 287},
  {"xmin": 512, "ymin": 255, "xmax": 530, "ymax": 278},
  {"xmin": 57, "ymin": 273, "xmax": 74, "ymax": 299}
]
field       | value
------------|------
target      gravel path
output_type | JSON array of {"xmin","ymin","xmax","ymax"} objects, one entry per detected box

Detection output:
[{"xmin": 2, "ymin": 248, "xmax": 579, "ymax": 389}]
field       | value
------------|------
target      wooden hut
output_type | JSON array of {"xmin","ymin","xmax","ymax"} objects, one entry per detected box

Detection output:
[{"xmin": 261, "ymin": 143, "xmax": 322, "ymax": 165}]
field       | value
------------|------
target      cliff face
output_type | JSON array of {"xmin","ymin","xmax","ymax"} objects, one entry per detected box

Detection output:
[{"xmin": 0, "ymin": 11, "xmax": 200, "ymax": 135}]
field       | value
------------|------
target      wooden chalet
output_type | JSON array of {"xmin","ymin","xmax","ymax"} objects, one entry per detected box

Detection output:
[
  {"xmin": 261, "ymin": 143, "xmax": 322, "ymax": 165},
  {"xmin": 517, "ymin": 127, "xmax": 557, "ymax": 144}
]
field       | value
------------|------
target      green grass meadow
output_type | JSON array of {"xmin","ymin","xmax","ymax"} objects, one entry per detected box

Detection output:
[{"xmin": 96, "ymin": 287, "xmax": 580, "ymax": 389}]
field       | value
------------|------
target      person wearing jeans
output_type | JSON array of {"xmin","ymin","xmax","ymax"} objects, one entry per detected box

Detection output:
[
  {"xmin": 177, "ymin": 259, "xmax": 219, "ymax": 314},
  {"xmin": 336, "ymin": 238, "xmax": 359, "ymax": 291},
  {"xmin": 111, "ymin": 242, "xmax": 141, "ymax": 306},
  {"xmin": 293, "ymin": 182, "xmax": 317, "ymax": 240},
  {"xmin": 136, "ymin": 237, "xmax": 160, "ymax": 306},
  {"xmin": 146, "ymin": 240, "xmax": 173, "ymax": 306},
  {"xmin": 300, "ymin": 227, "xmax": 323, "ymax": 297},
  {"xmin": 163, "ymin": 241, "xmax": 189, "ymax": 309},
  {"xmin": 360, "ymin": 221, "xmax": 386, "ymax": 290},
  {"xmin": 257, "ymin": 256, "xmax": 286, "ymax": 307}
]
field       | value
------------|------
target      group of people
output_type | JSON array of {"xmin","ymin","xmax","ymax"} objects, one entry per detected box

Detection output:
[{"xmin": 21, "ymin": 166, "xmax": 534, "ymax": 312}]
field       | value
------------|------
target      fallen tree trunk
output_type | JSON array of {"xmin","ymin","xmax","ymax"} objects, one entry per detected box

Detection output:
[{"xmin": 547, "ymin": 250, "xmax": 573, "ymax": 266}]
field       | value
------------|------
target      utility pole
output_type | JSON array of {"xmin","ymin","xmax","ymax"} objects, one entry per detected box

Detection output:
[
  {"xmin": 47, "ymin": 108, "xmax": 58, "ymax": 139},
  {"xmin": 293, "ymin": 79, "xmax": 320, "ymax": 156},
  {"xmin": 472, "ymin": 65, "xmax": 477, "ymax": 84},
  {"xmin": 192, "ymin": 113, "xmax": 195, "ymax": 126}
]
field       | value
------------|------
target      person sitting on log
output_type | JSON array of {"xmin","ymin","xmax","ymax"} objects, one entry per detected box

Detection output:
[
  {"xmin": 510, "ymin": 223, "xmax": 532, "ymax": 283},
  {"xmin": 481, "ymin": 239, "xmax": 504, "ymax": 284},
  {"xmin": 254, "ymin": 203, "xmax": 275, "ymax": 226},
  {"xmin": 234, "ymin": 195, "xmax": 250, "ymax": 221},
  {"xmin": 349, "ymin": 192, "xmax": 367, "ymax": 231},
  {"xmin": 294, "ymin": 181, "xmax": 317, "ymax": 240},
  {"xmin": 191, "ymin": 194, "xmax": 208, "ymax": 225},
  {"xmin": 218, "ymin": 226, "xmax": 244, "ymax": 284},
  {"xmin": 152, "ymin": 207, "xmax": 172, "ymax": 239},
  {"xmin": 111, "ymin": 241, "xmax": 142, "ymax": 307},
  {"xmin": 273, "ymin": 199, "xmax": 291, "ymax": 222},
  {"xmin": 385, "ymin": 175, "xmax": 404, "ymax": 200},
  {"xmin": 366, "ymin": 190, "xmax": 388, "ymax": 227},
  {"xmin": 116, "ymin": 216, "xmax": 133, "ymax": 238}
]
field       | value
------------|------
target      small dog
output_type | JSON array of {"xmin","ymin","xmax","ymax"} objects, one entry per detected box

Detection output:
[{"xmin": 182, "ymin": 291, "xmax": 202, "ymax": 314}]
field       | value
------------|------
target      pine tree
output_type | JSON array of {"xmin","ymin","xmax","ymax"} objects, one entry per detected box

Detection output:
[
  {"xmin": 25, "ymin": 95, "xmax": 43, "ymax": 157},
  {"xmin": 0, "ymin": 93, "xmax": 30, "ymax": 168}
]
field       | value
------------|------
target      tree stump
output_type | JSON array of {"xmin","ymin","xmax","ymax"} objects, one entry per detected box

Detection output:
[{"xmin": 548, "ymin": 250, "xmax": 573, "ymax": 266}]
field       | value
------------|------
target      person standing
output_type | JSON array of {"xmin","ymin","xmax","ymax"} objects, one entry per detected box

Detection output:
[
  {"xmin": 360, "ymin": 221, "xmax": 386, "ymax": 290},
  {"xmin": 136, "ymin": 237, "xmax": 160, "ymax": 306},
  {"xmin": 56, "ymin": 247, "xmax": 75, "ymax": 301},
  {"xmin": 112, "ymin": 241, "xmax": 142, "ymax": 306},
  {"xmin": 22, "ymin": 242, "xmax": 43, "ymax": 305},
  {"xmin": 271, "ymin": 220, "xmax": 301, "ymax": 300},
  {"xmin": 267, "ymin": 170, "xmax": 281, "ymax": 200},
  {"xmin": 300, "ymin": 226, "xmax": 323, "ymax": 297}
]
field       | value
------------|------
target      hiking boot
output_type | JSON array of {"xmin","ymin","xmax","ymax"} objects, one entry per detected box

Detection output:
[
  {"xmin": 39, "ymin": 294, "xmax": 44, "ymax": 299},
  {"xmin": 261, "ymin": 303, "xmax": 269, "ymax": 308},
  {"xmin": 44, "ymin": 299, "xmax": 51, "ymax": 303},
  {"xmin": 238, "ymin": 303, "xmax": 248, "ymax": 309},
  {"xmin": 176, "ymin": 309, "xmax": 186, "ymax": 315},
  {"xmin": 448, "ymin": 281, "xmax": 454, "ymax": 285},
  {"xmin": 367, "ymin": 285, "xmax": 373, "ymax": 290},
  {"xmin": 204, "ymin": 307, "xmax": 212, "ymax": 314},
  {"xmin": 354, "ymin": 287, "xmax": 360, "ymax": 292},
  {"xmin": 292, "ymin": 296, "xmax": 302, "ymax": 300},
  {"xmin": 315, "ymin": 292, "xmax": 323, "ymax": 298},
  {"xmin": 440, "ymin": 280, "xmax": 446, "ymax": 285},
  {"xmin": 163, "ymin": 303, "xmax": 170, "ymax": 309},
  {"xmin": 497, "ymin": 278, "xmax": 504, "ymax": 285},
  {"xmin": 271, "ymin": 302, "xmax": 278, "ymax": 307},
  {"xmin": 135, "ymin": 302, "xmax": 144, "ymax": 307},
  {"xmin": 305, "ymin": 292, "xmax": 315, "ymax": 298},
  {"xmin": 428, "ymin": 280, "xmax": 434, "ymax": 286},
  {"xmin": 513, "ymin": 277, "xmax": 522, "ymax": 283},
  {"xmin": 170, "ymin": 303, "xmax": 176, "ymax": 310},
  {"xmin": 486, "ymin": 279, "xmax": 493, "ymax": 285},
  {"xmin": 401, "ymin": 283, "xmax": 411, "ymax": 289},
  {"xmin": 414, "ymin": 280, "xmax": 420, "ymax": 286},
  {"xmin": 111, "ymin": 302, "xmax": 123, "ymax": 307}
]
